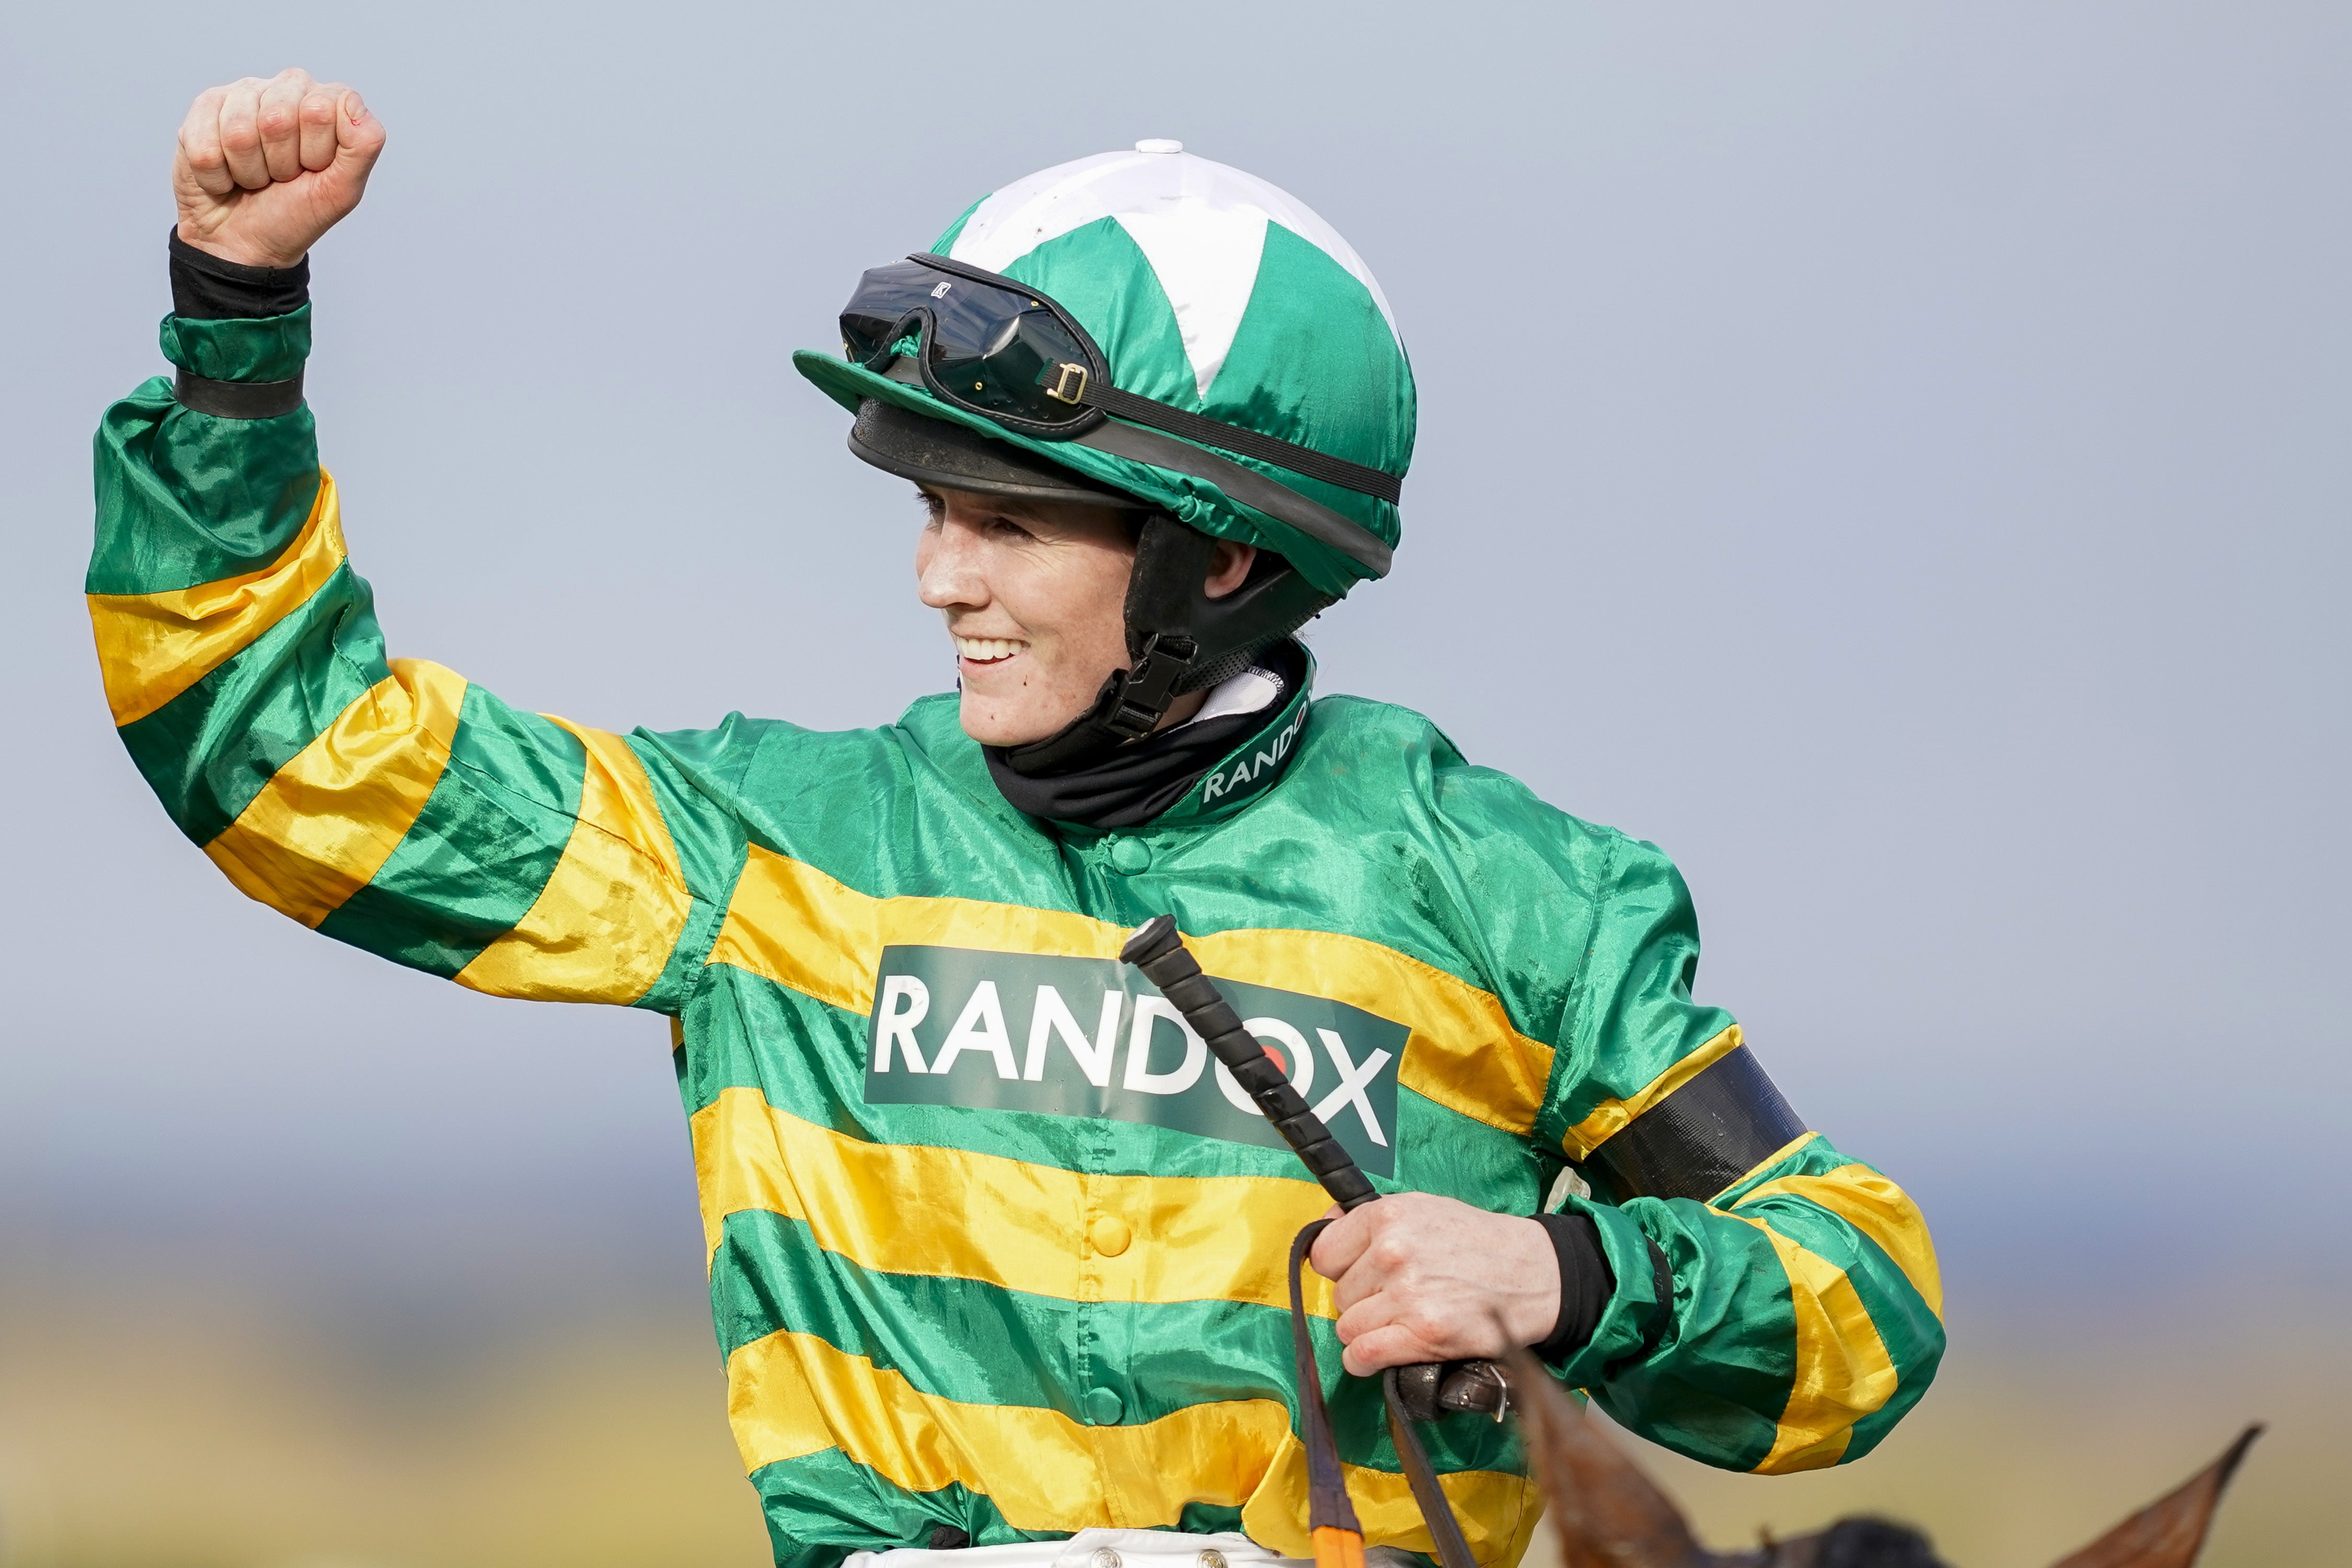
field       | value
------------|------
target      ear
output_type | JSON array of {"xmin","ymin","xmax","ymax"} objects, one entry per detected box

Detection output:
[
  {"xmin": 2045, "ymin": 1426, "xmax": 2263, "ymax": 1568},
  {"xmin": 1204, "ymin": 539, "xmax": 1256, "ymax": 599},
  {"xmin": 1505, "ymin": 1352, "xmax": 1714, "ymax": 1568}
]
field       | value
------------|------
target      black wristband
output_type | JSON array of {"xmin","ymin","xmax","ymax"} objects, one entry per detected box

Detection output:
[
  {"xmin": 169, "ymin": 227, "xmax": 310, "ymax": 319},
  {"xmin": 173, "ymin": 367, "xmax": 305, "ymax": 419},
  {"xmin": 1530, "ymin": 1211, "xmax": 1613, "ymax": 1363}
]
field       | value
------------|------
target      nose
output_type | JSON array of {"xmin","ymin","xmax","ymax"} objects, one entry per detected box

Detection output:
[{"xmin": 916, "ymin": 518, "xmax": 988, "ymax": 612}]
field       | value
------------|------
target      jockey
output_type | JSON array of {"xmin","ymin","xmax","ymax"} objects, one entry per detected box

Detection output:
[{"xmin": 91, "ymin": 68, "xmax": 1943, "ymax": 1568}]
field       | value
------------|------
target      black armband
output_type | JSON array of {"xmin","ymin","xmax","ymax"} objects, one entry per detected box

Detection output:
[
  {"xmin": 1583, "ymin": 1044, "xmax": 1807, "ymax": 1204},
  {"xmin": 169, "ymin": 227, "xmax": 309, "ymax": 320}
]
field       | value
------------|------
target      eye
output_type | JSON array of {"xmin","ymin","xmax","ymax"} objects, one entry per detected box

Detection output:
[{"xmin": 985, "ymin": 514, "xmax": 1039, "ymax": 543}]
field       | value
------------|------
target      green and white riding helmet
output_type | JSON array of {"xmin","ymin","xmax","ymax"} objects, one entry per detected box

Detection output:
[{"xmin": 792, "ymin": 139, "xmax": 1414, "ymax": 766}]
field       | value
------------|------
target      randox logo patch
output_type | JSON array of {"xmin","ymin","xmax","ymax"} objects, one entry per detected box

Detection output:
[
  {"xmin": 863, "ymin": 943, "xmax": 1405, "ymax": 1177},
  {"xmin": 1196, "ymin": 700, "xmax": 1310, "ymax": 809}
]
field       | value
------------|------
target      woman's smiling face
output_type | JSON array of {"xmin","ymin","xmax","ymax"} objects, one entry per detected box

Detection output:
[
  {"xmin": 913, "ymin": 486, "xmax": 1252, "ymax": 746},
  {"xmin": 913, "ymin": 486, "xmax": 1143, "ymax": 747}
]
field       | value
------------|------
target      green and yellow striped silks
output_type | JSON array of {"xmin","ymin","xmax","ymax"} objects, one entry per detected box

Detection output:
[
  {"xmin": 94, "ymin": 312, "xmax": 1943, "ymax": 1568},
  {"xmin": 88, "ymin": 368, "xmax": 713, "ymax": 1009},
  {"xmin": 693, "ymin": 1086, "xmax": 1345, "ymax": 1318},
  {"xmin": 724, "ymin": 1325, "xmax": 1542, "ymax": 1562},
  {"xmin": 1564, "ymin": 1128, "xmax": 1944, "ymax": 1477},
  {"xmin": 1723, "ymin": 1145, "xmax": 1944, "ymax": 1471},
  {"xmin": 705, "ymin": 844, "xmax": 1557, "ymax": 1138}
]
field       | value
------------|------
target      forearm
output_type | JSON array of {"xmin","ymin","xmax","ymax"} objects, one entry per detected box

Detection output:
[
  {"xmin": 89, "ymin": 238, "xmax": 365, "ymax": 837},
  {"xmin": 91, "ymin": 248, "xmax": 319, "ymax": 606},
  {"xmin": 95, "ymin": 66, "xmax": 383, "ymax": 737},
  {"xmin": 90, "ymin": 237, "xmax": 724, "ymax": 1011}
]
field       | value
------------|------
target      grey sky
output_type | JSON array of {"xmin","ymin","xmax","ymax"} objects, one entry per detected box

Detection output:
[{"xmin": 2, "ymin": 0, "xmax": 2345, "ymax": 1346}]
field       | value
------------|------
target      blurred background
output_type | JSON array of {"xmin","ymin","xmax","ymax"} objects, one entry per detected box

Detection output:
[{"xmin": 2, "ymin": 3, "xmax": 2345, "ymax": 1564}]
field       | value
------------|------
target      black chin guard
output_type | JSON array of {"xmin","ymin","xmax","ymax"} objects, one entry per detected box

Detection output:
[{"xmin": 1004, "ymin": 514, "xmax": 1334, "ymax": 774}]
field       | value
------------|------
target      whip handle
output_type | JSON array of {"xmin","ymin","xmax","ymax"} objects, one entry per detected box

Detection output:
[
  {"xmin": 1120, "ymin": 915, "xmax": 1378, "ymax": 1211},
  {"xmin": 1123, "ymin": 916, "xmax": 1492, "ymax": 1568}
]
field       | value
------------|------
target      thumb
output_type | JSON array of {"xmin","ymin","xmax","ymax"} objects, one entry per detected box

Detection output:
[{"xmin": 326, "ymin": 89, "xmax": 386, "ymax": 190}]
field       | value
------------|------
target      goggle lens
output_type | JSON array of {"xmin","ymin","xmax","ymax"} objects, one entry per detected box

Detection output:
[
  {"xmin": 932, "ymin": 310, "xmax": 1090, "ymax": 419},
  {"xmin": 838, "ymin": 260, "xmax": 1098, "ymax": 429}
]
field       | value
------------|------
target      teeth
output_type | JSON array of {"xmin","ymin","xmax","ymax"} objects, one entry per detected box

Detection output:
[{"xmin": 954, "ymin": 636, "xmax": 1029, "ymax": 662}]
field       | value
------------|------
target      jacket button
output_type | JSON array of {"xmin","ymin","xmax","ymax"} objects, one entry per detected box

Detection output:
[
  {"xmin": 1089, "ymin": 1215, "xmax": 1132, "ymax": 1256},
  {"xmin": 1108, "ymin": 837, "xmax": 1152, "ymax": 873},
  {"xmin": 1083, "ymin": 1386, "xmax": 1126, "ymax": 1426}
]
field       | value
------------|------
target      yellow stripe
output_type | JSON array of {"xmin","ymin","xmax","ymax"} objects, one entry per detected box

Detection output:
[
  {"xmin": 708, "ymin": 845, "xmax": 1554, "ymax": 1135},
  {"xmin": 203, "ymin": 659, "xmax": 467, "ymax": 927},
  {"xmin": 455, "ymin": 720, "xmax": 692, "ymax": 1005},
  {"xmin": 693, "ymin": 1086, "xmax": 1339, "ymax": 1316},
  {"xmin": 89, "ymin": 469, "xmax": 349, "ymax": 727},
  {"xmin": 709, "ymin": 846, "xmax": 1113, "ymax": 1012},
  {"xmin": 728, "ymin": 1329, "xmax": 1537, "ymax": 1564},
  {"xmin": 1188, "ymin": 925, "xmax": 1553, "ymax": 1137},
  {"xmin": 1733, "ymin": 1161, "xmax": 1944, "ymax": 1319},
  {"xmin": 1726, "ymin": 1213, "xmax": 1899, "ymax": 1474},
  {"xmin": 1559, "ymin": 1024, "xmax": 1743, "ymax": 1160}
]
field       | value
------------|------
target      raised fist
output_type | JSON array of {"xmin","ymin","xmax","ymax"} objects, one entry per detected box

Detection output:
[{"xmin": 174, "ymin": 68, "xmax": 385, "ymax": 270}]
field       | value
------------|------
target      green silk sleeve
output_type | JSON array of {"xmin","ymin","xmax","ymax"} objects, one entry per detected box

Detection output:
[
  {"xmin": 88, "ymin": 311, "xmax": 747, "ymax": 1013},
  {"xmin": 1540, "ymin": 836, "xmax": 1945, "ymax": 1472}
]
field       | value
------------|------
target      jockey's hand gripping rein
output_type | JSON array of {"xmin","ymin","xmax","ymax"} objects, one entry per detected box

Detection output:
[{"xmin": 1122, "ymin": 917, "xmax": 1488, "ymax": 1568}]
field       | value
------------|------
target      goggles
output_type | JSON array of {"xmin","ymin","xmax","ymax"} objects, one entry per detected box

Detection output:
[{"xmin": 837, "ymin": 255, "xmax": 1398, "ymax": 577}]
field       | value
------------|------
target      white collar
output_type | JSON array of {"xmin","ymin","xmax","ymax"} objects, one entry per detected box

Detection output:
[{"xmin": 1173, "ymin": 664, "xmax": 1282, "ymax": 730}]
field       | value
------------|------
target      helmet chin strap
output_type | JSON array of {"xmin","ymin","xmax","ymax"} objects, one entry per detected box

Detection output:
[{"xmin": 1001, "ymin": 513, "xmax": 1335, "ymax": 776}]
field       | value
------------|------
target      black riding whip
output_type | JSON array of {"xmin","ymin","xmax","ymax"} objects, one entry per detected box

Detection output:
[{"xmin": 1121, "ymin": 915, "xmax": 1489, "ymax": 1568}]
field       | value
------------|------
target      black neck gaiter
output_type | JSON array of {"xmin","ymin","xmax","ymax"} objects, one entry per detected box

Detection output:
[{"xmin": 984, "ymin": 641, "xmax": 1303, "ymax": 830}]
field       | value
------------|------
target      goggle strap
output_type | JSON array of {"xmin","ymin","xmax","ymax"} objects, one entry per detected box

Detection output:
[
  {"xmin": 1073, "ymin": 418, "xmax": 1394, "ymax": 580},
  {"xmin": 906, "ymin": 253, "xmax": 1402, "ymax": 506},
  {"xmin": 868, "ymin": 317, "xmax": 1394, "ymax": 579},
  {"xmin": 1080, "ymin": 381, "xmax": 1403, "ymax": 507}
]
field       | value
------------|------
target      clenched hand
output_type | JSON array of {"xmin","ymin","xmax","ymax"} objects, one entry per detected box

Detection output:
[
  {"xmin": 1310, "ymin": 1192, "xmax": 1562, "ymax": 1376},
  {"xmin": 174, "ymin": 67, "xmax": 385, "ymax": 269}
]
